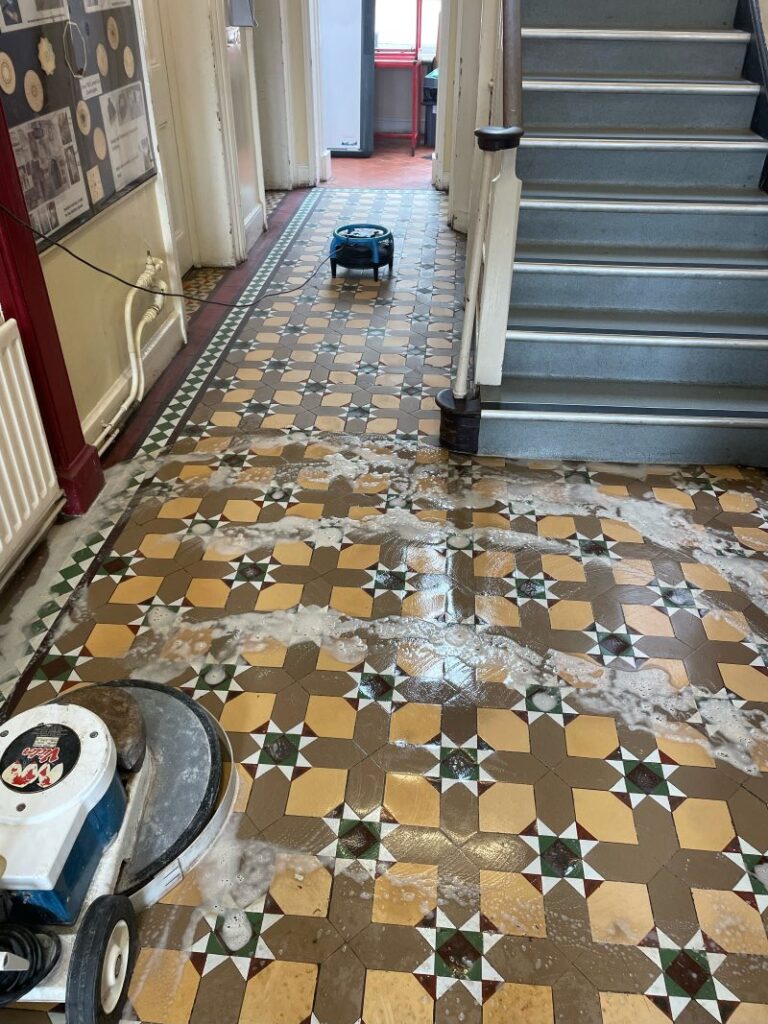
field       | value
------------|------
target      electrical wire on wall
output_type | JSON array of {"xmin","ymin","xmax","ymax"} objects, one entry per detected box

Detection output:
[{"xmin": 0, "ymin": 200, "xmax": 333, "ymax": 312}]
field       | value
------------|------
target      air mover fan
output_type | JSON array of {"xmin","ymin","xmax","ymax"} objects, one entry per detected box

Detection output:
[{"xmin": 330, "ymin": 224, "xmax": 394, "ymax": 281}]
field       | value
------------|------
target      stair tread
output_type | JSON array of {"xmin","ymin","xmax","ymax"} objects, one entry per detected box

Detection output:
[
  {"xmin": 521, "ymin": 182, "xmax": 768, "ymax": 201},
  {"xmin": 516, "ymin": 243, "xmax": 768, "ymax": 268},
  {"xmin": 483, "ymin": 377, "xmax": 768, "ymax": 413},
  {"xmin": 523, "ymin": 77, "xmax": 760, "ymax": 91},
  {"xmin": 522, "ymin": 128, "xmax": 768, "ymax": 144},
  {"xmin": 508, "ymin": 307, "xmax": 768, "ymax": 336},
  {"xmin": 522, "ymin": 27, "xmax": 750, "ymax": 38}
]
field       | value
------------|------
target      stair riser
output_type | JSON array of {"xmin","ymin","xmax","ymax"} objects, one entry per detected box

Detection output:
[
  {"xmin": 517, "ymin": 206, "xmax": 768, "ymax": 257},
  {"xmin": 518, "ymin": 144, "xmax": 768, "ymax": 190},
  {"xmin": 522, "ymin": 0, "xmax": 738, "ymax": 30},
  {"xmin": 510, "ymin": 269, "xmax": 768, "ymax": 317},
  {"xmin": 525, "ymin": 89, "xmax": 757, "ymax": 132},
  {"xmin": 478, "ymin": 417, "xmax": 768, "ymax": 466},
  {"xmin": 502, "ymin": 338, "xmax": 768, "ymax": 386},
  {"xmin": 522, "ymin": 37, "xmax": 748, "ymax": 79}
]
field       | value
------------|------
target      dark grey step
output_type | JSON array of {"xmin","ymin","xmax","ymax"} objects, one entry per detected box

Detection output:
[
  {"xmin": 502, "ymin": 325, "xmax": 768, "ymax": 386},
  {"xmin": 523, "ymin": 79, "xmax": 759, "ymax": 132},
  {"xmin": 478, "ymin": 378, "xmax": 768, "ymax": 465},
  {"xmin": 522, "ymin": 29, "xmax": 750, "ymax": 80},
  {"xmin": 516, "ymin": 198, "xmax": 768, "ymax": 263},
  {"xmin": 522, "ymin": 0, "xmax": 738, "ymax": 30},
  {"xmin": 517, "ymin": 135, "xmax": 768, "ymax": 191},
  {"xmin": 510, "ymin": 261, "xmax": 768, "ymax": 320}
]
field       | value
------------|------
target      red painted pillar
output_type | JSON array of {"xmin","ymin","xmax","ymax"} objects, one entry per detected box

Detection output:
[{"xmin": 0, "ymin": 102, "xmax": 103, "ymax": 515}]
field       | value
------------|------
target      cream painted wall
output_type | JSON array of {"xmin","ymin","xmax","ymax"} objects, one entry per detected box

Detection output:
[
  {"xmin": 286, "ymin": 0, "xmax": 311, "ymax": 181},
  {"xmin": 41, "ymin": 177, "xmax": 184, "ymax": 446}
]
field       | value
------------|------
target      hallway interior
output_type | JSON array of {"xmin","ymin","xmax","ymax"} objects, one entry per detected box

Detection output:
[{"xmin": 3, "ymin": 184, "xmax": 768, "ymax": 1024}]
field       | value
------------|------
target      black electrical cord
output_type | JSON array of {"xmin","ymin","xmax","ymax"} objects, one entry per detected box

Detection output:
[
  {"xmin": 0, "ymin": 199, "xmax": 332, "ymax": 310},
  {"xmin": 0, "ymin": 922, "xmax": 61, "ymax": 1006}
]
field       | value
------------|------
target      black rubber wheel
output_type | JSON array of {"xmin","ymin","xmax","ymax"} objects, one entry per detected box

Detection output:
[
  {"xmin": 66, "ymin": 895, "xmax": 137, "ymax": 1024},
  {"xmin": 330, "ymin": 258, "xmax": 337, "ymax": 278}
]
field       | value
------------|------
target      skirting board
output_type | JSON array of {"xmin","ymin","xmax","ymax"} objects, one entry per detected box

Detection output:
[
  {"xmin": 244, "ymin": 203, "xmax": 265, "ymax": 252},
  {"xmin": 81, "ymin": 307, "xmax": 186, "ymax": 447}
]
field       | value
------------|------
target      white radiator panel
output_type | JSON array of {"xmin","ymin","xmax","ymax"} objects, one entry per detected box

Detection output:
[{"xmin": 0, "ymin": 318, "xmax": 60, "ymax": 584}]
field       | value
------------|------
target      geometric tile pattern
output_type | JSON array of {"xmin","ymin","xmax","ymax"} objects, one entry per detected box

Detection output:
[{"xmin": 1, "ymin": 186, "xmax": 767, "ymax": 1024}]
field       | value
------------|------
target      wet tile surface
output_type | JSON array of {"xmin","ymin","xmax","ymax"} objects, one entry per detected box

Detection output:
[{"xmin": 4, "ymin": 187, "xmax": 768, "ymax": 1023}]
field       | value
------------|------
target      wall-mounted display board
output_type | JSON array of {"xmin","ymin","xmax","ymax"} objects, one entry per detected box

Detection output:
[{"xmin": 0, "ymin": 0, "xmax": 155, "ymax": 250}]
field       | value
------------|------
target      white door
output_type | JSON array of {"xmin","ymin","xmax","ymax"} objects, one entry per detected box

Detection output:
[{"xmin": 142, "ymin": 0, "xmax": 196, "ymax": 274}]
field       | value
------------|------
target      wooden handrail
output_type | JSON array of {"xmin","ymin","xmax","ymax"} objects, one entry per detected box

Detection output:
[{"xmin": 476, "ymin": 0, "xmax": 524, "ymax": 151}]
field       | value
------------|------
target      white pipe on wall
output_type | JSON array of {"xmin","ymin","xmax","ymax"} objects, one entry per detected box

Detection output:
[{"xmin": 95, "ymin": 255, "xmax": 167, "ymax": 453}]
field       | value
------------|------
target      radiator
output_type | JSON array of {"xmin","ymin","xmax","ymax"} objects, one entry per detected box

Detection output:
[{"xmin": 0, "ymin": 318, "xmax": 61, "ymax": 586}]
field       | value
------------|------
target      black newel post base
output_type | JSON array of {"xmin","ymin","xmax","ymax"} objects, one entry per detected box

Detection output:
[{"xmin": 436, "ymin": 389, "xmax": 481, "ymax": 454}]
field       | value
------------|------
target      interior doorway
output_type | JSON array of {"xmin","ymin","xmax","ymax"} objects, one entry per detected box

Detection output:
[{"xmin": 318, "ymin": 0, "xmax": 441, "ymax": 188}]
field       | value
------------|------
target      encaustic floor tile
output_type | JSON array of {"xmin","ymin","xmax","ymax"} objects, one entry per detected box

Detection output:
[{"xmin": 2, "ymin": 187, "xmax": 768, "ymax": 1024}]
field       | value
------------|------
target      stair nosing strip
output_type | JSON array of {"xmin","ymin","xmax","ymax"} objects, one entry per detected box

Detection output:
[
  {"xmin": 522, "ymin": 27, "xmax": 751, "ymax": 40},
  {"xmin": 513, "ymin": 261, "xmax": 768, "ymax": 277},
  {"xmin": 522, "ymin": 79, "xmax": 760, "ymax": 93},
  {"xmin": 520, "ymin": 136, "xmax": 768, "ymax": 149},
  {"xmin": 520, "ymin": 198, "xmax": 768, "ymax": 212},
  {"xmin": 504, "ymin": 330, "xmax": 768, "ymax": 349},
  {"xmin": 481, "ymin": 405, "xmax": 768, "ymax": 427}
]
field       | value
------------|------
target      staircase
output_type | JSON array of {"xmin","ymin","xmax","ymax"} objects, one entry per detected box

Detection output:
[{"xmin": 474, "ymin": 0, "xmax": 768, "ymax": 465}]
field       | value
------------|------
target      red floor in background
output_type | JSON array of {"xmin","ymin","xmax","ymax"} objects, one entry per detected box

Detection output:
[{"xmin": 323, "ymin": 142, "xmax": 435, "ymax": 188}]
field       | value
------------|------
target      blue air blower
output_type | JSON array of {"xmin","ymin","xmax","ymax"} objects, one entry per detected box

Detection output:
[
  {"xmin": 0, "ymin": 704, "xmax": 126, "ymax": 927},
  {"xmin": 330, "ymin": 224, "xmax": 394, "ymax": 281}
]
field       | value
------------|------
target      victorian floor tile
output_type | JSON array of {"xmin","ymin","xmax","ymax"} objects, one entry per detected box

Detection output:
[{"xmin": 2, "ymin": 186, "xmax": 767, "ymax": 1024}]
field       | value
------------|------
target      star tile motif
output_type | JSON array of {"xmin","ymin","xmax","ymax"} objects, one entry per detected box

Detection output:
[
  {"xmin": 519, "ymin": 822, "xmax": 601, "ymax": 895},
  {"xmin": 648, "ymin": 577, "xmax": 707, "ymax": 618},
  {"xmin": 506, "ymin": 570, "xmax": 560, "ymax": 608},
  {"xmin": 584, "ymin": 621, "xmax": 646, "ymax": 666},
  {"xmin": 606, "ymin": 746, "xmax": 685, "ymax": 809},
  {"xmin": 640, "ymin": 930, "xmax": 739, "ymax": 1021},
  {"xmin": 415, "ymin": 913, "xmax": 502, "ymax": 1002}
]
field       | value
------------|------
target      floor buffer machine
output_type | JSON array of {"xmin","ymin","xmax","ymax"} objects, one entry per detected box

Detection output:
[{"xmin": 0, "ymin": 681, "xmax": 236, "ymax": 1022}]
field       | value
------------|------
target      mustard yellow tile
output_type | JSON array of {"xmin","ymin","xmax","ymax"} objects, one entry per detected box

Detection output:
[
  {"xmin": 285, "ymin": 503, "xmax": 323, "ymax": 519},
  {"xmin": 600, "ymin": 993, "xmax": 674, "ymax": 1023},
  {"xmin": 363, "ymin": 970, "xmax": 433, "ymax": 1024},
  {"xmin": 474, "ymin": 595, "xmax": 520, "ymax": 628},
  {"xmin": 178, "ymin": 463, "xmax": 213, "ymax": 481},
  {"xmin": 305, "ymin": 695, "xmax": 356, "ymax": 739},
  {"xmin": 383, "ymin": 773, "xmax": 440, "ymax": 827},
  {"xmin": 681, "ymin": 563, "xmax": 731, "ymax": 592},
  {"xmin": 262, "ymin": 414, "xmax": 296, "ymax": 430},
  {"xmin": 274, "ymin": 390, "xmax": 302, "ymax": 406},
  {"xmin": 242, "ymin": 640, "xmax": 287, "ymax": 668},
  {"xmin": 223, "ymin": 499, "xmax": 260, "ymax": 523},
  {"xmin": 477, "ymin": 708, "xmax": 530, "ymax": 753},
  {"xmin": 269, "ymin": 855, "xmax": 332, "ymax": 917},
  {"xmin": 484, "ymin": 983, "xmax": 554, "ymax": 1024},
  {"xmin": 656, "ymin": 724, "xmax": 715, "ymax": 768},
  {"xmin": 652, "ymin": 488, "xmax": 695, "ymax": 509},
  {"xmin": 537, "ymin": 516, "xmax": 576, "ymax": 539},
  {"xmin": 402, "ymin": 591, "xmax": 446, "ymax": 620},
  {"xmin": 612, "ymin": 559, "xmax": 655, "ymax": 586},
  {"xmin": 223, "ymin": 388, "xmax": 254, "ymax": 404},
  {"xmin": 130, "ymin": 949, "xmax": 200, "ymax": 1024},
  {"xmin": 673, "ymin": 799, "xmax": 734, "ymax": 851},
  {"xmin": 159, "ymin": 497, "xmax": 201, "ymax": 520},
  {"xmin": 600, "ymin": 518, "xmax": 643, "ymax": 543},
  {"xmin": 186, "ymin": 578, "xmax": 231, "ymax": 608},
  {"xmin": 211, "ymin": 411, "xmax": 241, "ymax": 427},
  {"xmin": 315, "ymin": 415, "xmax": 345, "ymax": 432},
  {"xmin": 85, "ymin": 623, "xmax": 135, "ymax": 659},
  {"xmin": 549, "ymin": 600, "xmax": 594, "ymax": 631},
  {"xmin": 573, "ymin": 790, "xmax": 637, "ymax": 844},
  {"xmin": 733, "ymin": 527, "xmax": 768, "ymax": 553},
  {"xmin": 236, "ymin": 367, "xmax": 263, "ymax": 381},
  {"xmin": 255, "ymin": 583, "xmax": 303, "ymax": 612},
  {"xmin": 479, "ymin": 783, "xmax": 536, "ymax": 834},
  {"xmin": 331, "ymin": 586, "xmax": 373, "ymax": 618},
  {"xmin": 588, "ymin": 881, "xmax": 654, "ymax": 945},
  {"xmin": 389, "ymin": 703, "xmax": 441, "ymax": 745},
  {"xmin": 693, "ymin": 889, "xmax": 768, "ymax": 954},
  {"xmin": 272, "ymin": 541, "xmax": 313, "ymax": 566},
  {"xmin": 565, "ymin": 716, "xmax": 619, "ymax": 759},
  {"xmin": 540, "ymin": 554, "xmax": 586, "ymax": 582},
  {"xmin": 240, "ymin": 961, "xmax": 317, "ymax": 1024},
  {"xmin": 407, "ymin": 548, "xmax": 445, "ymax": 574},
  {"xmin": 219, "ymin": 692, "xmax": 275, "ymax": 733},
  {"xmin": 110, "ymin": 576, "xmax": 162, "ymax": 605},
  {"xmin": 480, "ymin": 871, "xmax": 546, "ymax": 937},
  {"xmin": 702, "ymin": 610, "xmax": 749, "ymax": 642},
  {"xmin": 315, "ymin": 649, "xmax": 364, "ymax": 672},
  {"xmin": 728, "ymin": 1005, "xmax": 768, "ymax": 1023},
  {"xmin": 372, "ymin": 863, "xmax": 438, "ymax": 926},
  {"xmin": 622, "ymin": 604, "xmax": 675, "ymax": 638},
  {"xmin": 719, "ymin": 491, "xmax": 758, "ymax": 513},
  {"xmin": 139, "ymin": 534, "xmax": 181, "ymax": 559},
  {"xmin": 338, "ymin": 544, "xmax": 381, "ymax": 570},
  {"xmin": 474, "ymin": 551, "xmax": 516, "ymax": 578},
  {"xmin": 286, "ymin": 767, "xmax": 347, "ymax": 817}
]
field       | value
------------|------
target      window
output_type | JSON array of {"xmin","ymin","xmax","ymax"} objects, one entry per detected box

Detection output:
[{"xmin": 375, "ymin": 0, "xmax": 417, "ymax": 51}]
